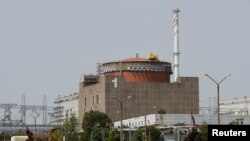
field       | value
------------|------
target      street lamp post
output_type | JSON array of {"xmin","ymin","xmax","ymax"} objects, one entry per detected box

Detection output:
[
  {"xmin": 30, "ymin": 111, "xmax": 40, "ymax": 141},
  {"xmin": 128, "ymin": 113, "xmax": 133, "ymax": 141},
  {"xmin": 205, "ymin": 73, "xmax": 230, "ymax": 125},
  {"xmin": 112, "ymin": 96, "xmax": 132, "ymax": 141}
]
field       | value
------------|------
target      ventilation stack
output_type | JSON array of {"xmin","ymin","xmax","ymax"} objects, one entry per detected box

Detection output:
[{"xmin": 173, "ymin": 8, "xmax": 180, "ymax": 82}]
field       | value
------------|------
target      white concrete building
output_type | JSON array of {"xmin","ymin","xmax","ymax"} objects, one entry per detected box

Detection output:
[
  {"xmin": 114, "ymin": 114, "xmax": 250, "ymax": 129},
  {"xmin": 52, "ymin": 92, "xmax": 79, "ymax": 124},
  {"xmin": 220, "ymin": 97, "xmax": 250, "ymax": 115}
]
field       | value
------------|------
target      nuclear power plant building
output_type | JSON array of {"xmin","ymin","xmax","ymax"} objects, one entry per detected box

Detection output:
[{"xmin": 78, "ymin": 55, "xmax": 199, "ymax": 127}]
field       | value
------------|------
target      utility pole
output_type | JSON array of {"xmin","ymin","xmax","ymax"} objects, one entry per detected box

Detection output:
[
  {"xmin": 112, "ymin": 96, "xmax": 131, "ymax": 141},
  {"xmin": 205, "ymin": 73, "xmax": 230, "ymax": 125},
  {"xmin": 30, "ymin": 111, "xmax": 40, "ymax": 141},
  {"xmin": 144, "ymin": 112, "xmax": 147, "ymax": 141}
]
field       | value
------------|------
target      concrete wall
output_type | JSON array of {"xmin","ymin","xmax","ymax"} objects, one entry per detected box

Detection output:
[
  {"xmin": 78, "ymin": 77, "xmax": 106, "ymax": 127},
  {"xmin": 105, "ymin": 76, "xmax": 199, "ymax": 121},
  {"xmin": 78, "ymin": 76, "xmax": 199, "ymax": 128}
]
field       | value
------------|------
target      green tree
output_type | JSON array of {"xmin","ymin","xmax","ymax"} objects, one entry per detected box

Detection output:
[
  {"xmin": 63, "ymin": 112, "xmax": 78, "ymax": 141},
  {"xmin": 132, "ymin": 129, "xmax": 143, "ymax": 141},
  {"xmin": 48, "ymin": 112, "xmax": 78, "ymax": 141},
  {"xmin": 157, "ymin": 109, "xmax": 166, "ymax": 114},
  {"xmin": 82, "ymin": 110, "xmax": 111, "ymax": 141},
  {"xmin": 195, "ymin": 124, "xmax": 208, "ymax": 141},
  {"xmin": 184, "ymin": 124, "xmax": 208, "ymax": 141},
  {"xmin": 0, "ymin": 131, "xmax": 11, "ymax": 141},
  {"xmin": 104, "ymin": 131, "xmax": 120, "ymax": 141},
  {"xmin": 149, "ymin": 126, "xmax": 161, "ymax": 141},
  {"xmin": 49, "ymin": 128, "xmax": 62, "ymax": 141},
  {"xmin": 89, "ymin": 126, "xmax": 102, "ymax": 141},
  {"xmin": 184, "ymin": 128, "xmax": 199, "ymax": 141}
]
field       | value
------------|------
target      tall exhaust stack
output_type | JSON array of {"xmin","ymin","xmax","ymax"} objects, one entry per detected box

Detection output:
[{"xmin": 173, "ymin": 8, "xmax": 180, "ymax": 82}]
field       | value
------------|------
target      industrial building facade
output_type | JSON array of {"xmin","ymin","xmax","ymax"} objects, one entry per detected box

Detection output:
[
  {"xmin": 53, "ymin": 92, "xmax": 79, "ymax": 125},
  {"xmin": 78, "ymin": 56, "xmax": 199, "ymax": 127},
  {"xmin": 220, "ymin": 97, "xmax": 250, "ymax": 115}
]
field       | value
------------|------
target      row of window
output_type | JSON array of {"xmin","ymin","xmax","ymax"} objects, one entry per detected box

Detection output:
[
  {"xmin": 221, "ymin": 99, "xmax": 250, "ymax": 105},
  {"xmin": 54, "ymin": 96, "xmax": 79, "ymax": 104},
  {"xmin": 83, "ymin": 106, "xmax": 98, "ymax": 113},
  {"xmin": 124, "ymin": 120, "xmax": 151, "ymax": 127},
  {"xmin": 84, "ymin": 95, "xmax": 100, "ymax": 106}
]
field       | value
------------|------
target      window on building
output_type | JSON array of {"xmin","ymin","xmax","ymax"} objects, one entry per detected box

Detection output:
[
  {"xmin": 96, "ymin": 95, "xmax": 99, "ymax": 104},
  {"xmin": 85, "ymin": 97, "xmax": 87, "ymax": 106}
]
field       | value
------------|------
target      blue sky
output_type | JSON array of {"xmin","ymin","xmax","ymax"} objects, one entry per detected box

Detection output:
[{"xmin": 0, "ymin": 0, "xmax": 250, "ymax": 109}]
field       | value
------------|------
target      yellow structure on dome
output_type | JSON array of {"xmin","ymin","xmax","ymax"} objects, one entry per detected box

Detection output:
[{"xmin": 147, "ymin": 53, "xmax": 159, "ymax": 60}]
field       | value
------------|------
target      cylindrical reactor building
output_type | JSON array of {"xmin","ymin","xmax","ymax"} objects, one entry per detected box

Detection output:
[
  {"xmin": 99, "ymin": 56, "xmax": 172, "ymax": 83},
  {"xmin": 79, "ymin": 55, "xmax": 199, "ymax": 126}
]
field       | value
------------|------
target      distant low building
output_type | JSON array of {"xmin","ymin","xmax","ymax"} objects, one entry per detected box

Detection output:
[
  {"xmin": 52, "ymin": 92, "xmax": 79, "ymax": 125},
  {"xmin": 114, "ymin": 114, "xmax": 250, "ymax": 129},
  {"xmin": 220, "ymin": 97, "xmax": 250, "ymax": 115}
]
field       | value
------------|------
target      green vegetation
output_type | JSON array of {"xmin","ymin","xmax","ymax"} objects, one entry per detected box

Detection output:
[
  {"xmin": 82, "ymin": 110, "xmax": 111, "ymax": 141},
  {"xmin": 49, "ymin": 112, "xmax": 78, "ymax": 141},
  {"xmin": 157, "ymin": 109, "xmax": 166, "ymax": 114},
  {"xmin": 184, "ymin": 124, "xmax": 208, "ymax": 141},
  {"xmin": 148, "ymin": 126, "xmax": 162, "ymax": 141},
  {"xmin": 63, "ymin": 112, "xmax": 78, "ymax": 141},
  {"xmin": 104, "ymin": 131, "xmax": 120, "ymax": 141},
  {"xmin": 131, "ymin": 128, "xmax": 143, "ymax": 141},
  {"xmin": 48, "ymin": 128, "xmax": 61, "ymax": 141},
  {"xmin": 47, "ymin": 110, "xmax": 164, "ymax": 141},
  {"xmin": 0, "ymin": 132, "xmax": 11, "ymax": 141},
  {"xmin": 89, "ymin": 126, "xmax": 102, "ymax": 141},
  {"xmin": 130, "ymin": 126, "xmax": 162, "ymax": 141}
]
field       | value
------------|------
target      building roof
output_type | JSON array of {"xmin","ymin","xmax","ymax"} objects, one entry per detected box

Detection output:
[{"xmin": 122, "ymin": 57, "xmax": 151, "ymax": 62}]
